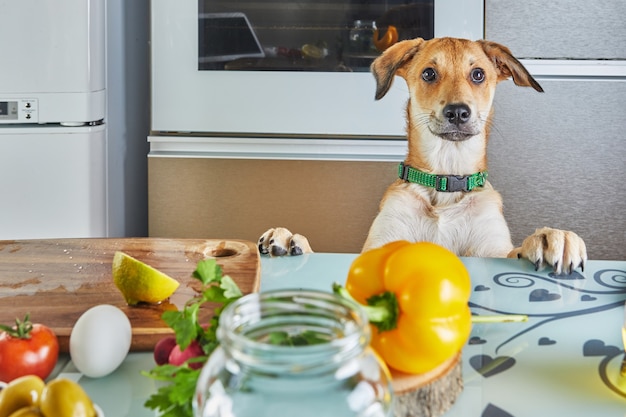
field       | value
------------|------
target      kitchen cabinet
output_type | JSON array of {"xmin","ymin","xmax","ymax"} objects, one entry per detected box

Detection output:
[
  {"xmin": 484, "ymin": 0, "xmax": 626, "ymax": 260},
  {"xmin": 486, "ymin": 0, "xmax": 626, "ymax": 60},
  {"xmin": 488, "ymin": 78, "xmax": 626, "ymax": 261},
  {"xmin": 149, "ymin": 155, "xmax": 398, "ymax": 253}
]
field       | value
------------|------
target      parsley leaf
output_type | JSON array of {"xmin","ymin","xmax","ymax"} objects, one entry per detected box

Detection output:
[
  {"xmin": 143, "ymin": 365, "xmax": 201, "ymax": 417},
  {"xmin": 193, "ymin": 259, "xmax": 223, "ymax": 284},
  {"xmin": 143, "ymin": 258, "xmax": 243, "ymax": 417},
  {"xmin": 268, "ymin": 330, "xmax": 329, "ymax": 346},
  {"xmin": 221, "ymin": 275, "xmax": 243, "ymax": 299}
]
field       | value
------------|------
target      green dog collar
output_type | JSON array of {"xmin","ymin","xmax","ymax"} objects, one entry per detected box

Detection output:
[{"xmin": 398, "ymin": 162, "xmax": 487, "ymax": 192}]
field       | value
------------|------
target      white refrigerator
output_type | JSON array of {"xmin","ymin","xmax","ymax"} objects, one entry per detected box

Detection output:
[{"xmin": 0, "ymin": 0, "xmax": 108, "ymax": 239}]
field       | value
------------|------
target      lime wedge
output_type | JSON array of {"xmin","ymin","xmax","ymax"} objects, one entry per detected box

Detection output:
[
  {"xmin": 112, "ymin": 251, "xmax": 180, "ymax": 305},
  {"xmin": 302, "ymin": 44, "xmax": 325, "ymax": 59}
]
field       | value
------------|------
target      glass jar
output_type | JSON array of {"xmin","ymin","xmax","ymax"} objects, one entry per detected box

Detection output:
[
  {"xmin": 193, "ymin": 289, "xmax": 394, "ymax": 417},
  {"xmin": 348, "ymin": 20, "xmax": 377, "ymax": 54}
]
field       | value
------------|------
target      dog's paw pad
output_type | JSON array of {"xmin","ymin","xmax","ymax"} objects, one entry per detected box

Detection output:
[
  {"xmin": 271, "ymin": 244, "xmax": 289, "ymax": 257},
  {"xmin": 257, "ymin": 228, "xmax": 275, "ymax": 255},
  {"xmin": 289, "ymin": 234, "xmax": 313, "ymax": 256}
]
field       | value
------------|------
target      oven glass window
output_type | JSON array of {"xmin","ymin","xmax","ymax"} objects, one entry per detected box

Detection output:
[{"xmin": 198, "ymin": 0, "xmax": 434, "ymax": 72}]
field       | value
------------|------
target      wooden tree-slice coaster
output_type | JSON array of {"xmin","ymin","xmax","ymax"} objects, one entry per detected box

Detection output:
[{"xmin": 391, "ymin": 352, "xmax": 463, "ymax": 417}]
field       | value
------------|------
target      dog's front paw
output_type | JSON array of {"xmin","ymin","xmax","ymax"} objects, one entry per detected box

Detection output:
[
  {"xmin": 258, "ymin": 227, "xmax": 313, "ymax": 257},
  {"xmin": 510, "ymin": 227, "xmax": 587, "ymax": 275}
]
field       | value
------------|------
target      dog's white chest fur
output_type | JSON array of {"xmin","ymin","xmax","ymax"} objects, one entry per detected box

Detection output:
[{"xmin": 363, "ymin": 182, "xmax": 513, "ymax": 257}]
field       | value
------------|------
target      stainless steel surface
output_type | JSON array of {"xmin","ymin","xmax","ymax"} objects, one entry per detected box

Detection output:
[
  {"xmin": 488, "ymin": 78, "xmax": 626, "ymax": 260},
  {"xmin": 486, "ymin": 0, "xmax": 626, "ymax": 59}
]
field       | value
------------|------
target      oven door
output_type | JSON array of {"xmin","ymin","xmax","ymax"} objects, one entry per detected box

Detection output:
[{"xmin": 150, "ymin": 0, "xmax": 483, "ymax": 137}]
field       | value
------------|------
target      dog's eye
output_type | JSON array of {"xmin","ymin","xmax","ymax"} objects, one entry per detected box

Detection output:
[
  {"xmin": 422, "ymin": 68, "xmax": 437, "ymax": 83},
  {"xmin": 470, "ymin": 68, "xmax": 485, "ymax": 84}
]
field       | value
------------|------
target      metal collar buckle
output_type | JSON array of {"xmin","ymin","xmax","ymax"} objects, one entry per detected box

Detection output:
[{"xmin": 436, "ymin": 175, "xmax": 469, "ymax": 192}]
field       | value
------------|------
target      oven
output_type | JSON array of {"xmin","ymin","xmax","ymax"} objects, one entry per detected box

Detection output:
[{"xmin": 150, "ymin": 0, "xmax": 483, "ymax": 138}]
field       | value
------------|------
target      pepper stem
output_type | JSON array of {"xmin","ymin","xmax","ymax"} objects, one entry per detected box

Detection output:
[{"xmin": 332, "ymin": 283, "xmax": 399, "ymax": 332}]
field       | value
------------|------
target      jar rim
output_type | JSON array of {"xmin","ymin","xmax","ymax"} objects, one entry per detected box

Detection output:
[{"xmin": 217, "ymin": 289, "xmax": 371, "ymax": 370}]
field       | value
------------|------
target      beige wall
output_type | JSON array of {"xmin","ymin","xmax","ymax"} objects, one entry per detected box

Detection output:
[{"xmin": 148, "ymin": 157, "xmax": 397, "ymax": 253}]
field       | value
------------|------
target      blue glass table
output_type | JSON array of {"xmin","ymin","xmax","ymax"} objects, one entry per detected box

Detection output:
[{"xmin": 58, "ymin": 254, "xmax": 626, "ymax": 416}]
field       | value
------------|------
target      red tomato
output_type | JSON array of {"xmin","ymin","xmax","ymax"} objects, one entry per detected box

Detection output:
[{"xmin": 0, "ymin": 315, "xmax": 59, "ymax": 383}]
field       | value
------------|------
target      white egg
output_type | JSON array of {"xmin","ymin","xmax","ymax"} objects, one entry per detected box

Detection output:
[{"xmin": 70, "ymin": 304, "xmax": 132, "ymax": 378}]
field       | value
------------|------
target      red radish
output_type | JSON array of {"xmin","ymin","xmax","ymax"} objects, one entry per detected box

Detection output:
[
  {"xmin": 168, "ymin": 339, "xmax": 205, "ymax": 369},
  {"xmin": 153, "ymin": 336, "xmax": 177, "ymax": 365}
]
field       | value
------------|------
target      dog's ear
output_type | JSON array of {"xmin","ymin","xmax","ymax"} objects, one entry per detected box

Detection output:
[
  {"xmin": 371, "ymin": 38, "xmax": 426, "ymax": 100},
  {"xmin": 478, "ymin": 40, "xmax": 544, "ymax": 93}
]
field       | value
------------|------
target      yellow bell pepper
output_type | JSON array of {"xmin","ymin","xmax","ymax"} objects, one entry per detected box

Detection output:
[
  {"xmin": 373, "ymin": 25, "xmax": 398, "ymax": 51},
  {"xmin": 334, "ymin": 241, "xmax": 472, "ymax": 374}
]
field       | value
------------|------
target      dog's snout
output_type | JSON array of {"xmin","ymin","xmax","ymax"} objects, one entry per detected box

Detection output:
[{"xmin": 443, "ymin": 104, "xmax": 471, "ymax": 125}]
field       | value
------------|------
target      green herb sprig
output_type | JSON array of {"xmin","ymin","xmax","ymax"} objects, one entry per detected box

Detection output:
[{"xmin": 142, "ymin": 258, "xmax": 243, "ymax": 417}]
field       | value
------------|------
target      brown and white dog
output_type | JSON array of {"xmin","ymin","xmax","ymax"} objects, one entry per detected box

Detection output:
[{"xmin": 259, "ymin": 37, "xmax": 586, "ymax": 275}]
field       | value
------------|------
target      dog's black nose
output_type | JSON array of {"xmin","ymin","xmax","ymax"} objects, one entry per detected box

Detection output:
[{"xmin": 443, "ymin": 104, "xmax": 471, "ymax": 125}]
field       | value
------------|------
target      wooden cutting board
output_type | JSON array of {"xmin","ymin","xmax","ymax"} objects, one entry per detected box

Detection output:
[{"xmin": 0, "ymin": 238, "xmax": 261, "ymax": 352}]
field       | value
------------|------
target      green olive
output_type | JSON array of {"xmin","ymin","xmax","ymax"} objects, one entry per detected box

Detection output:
[
  {"xmin": 39, "ymin": 379, "xmax": 96, "ymax": 417},
  {"xmin": 7, "ymin": 407, "xmax": 44, "ymax": 417},
  {"xmin": 0, "ymin": 375, "xmax": 45, "ymax": 417}
]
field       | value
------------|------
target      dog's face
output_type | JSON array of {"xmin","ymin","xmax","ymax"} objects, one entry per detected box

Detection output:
[
  {"xmin": 371, "ymin": 37, "xmax": 543, "ymax": 143},
  {"xmin": 402, "ymin": 39, "xmax": 499, "ymax": 141}
]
